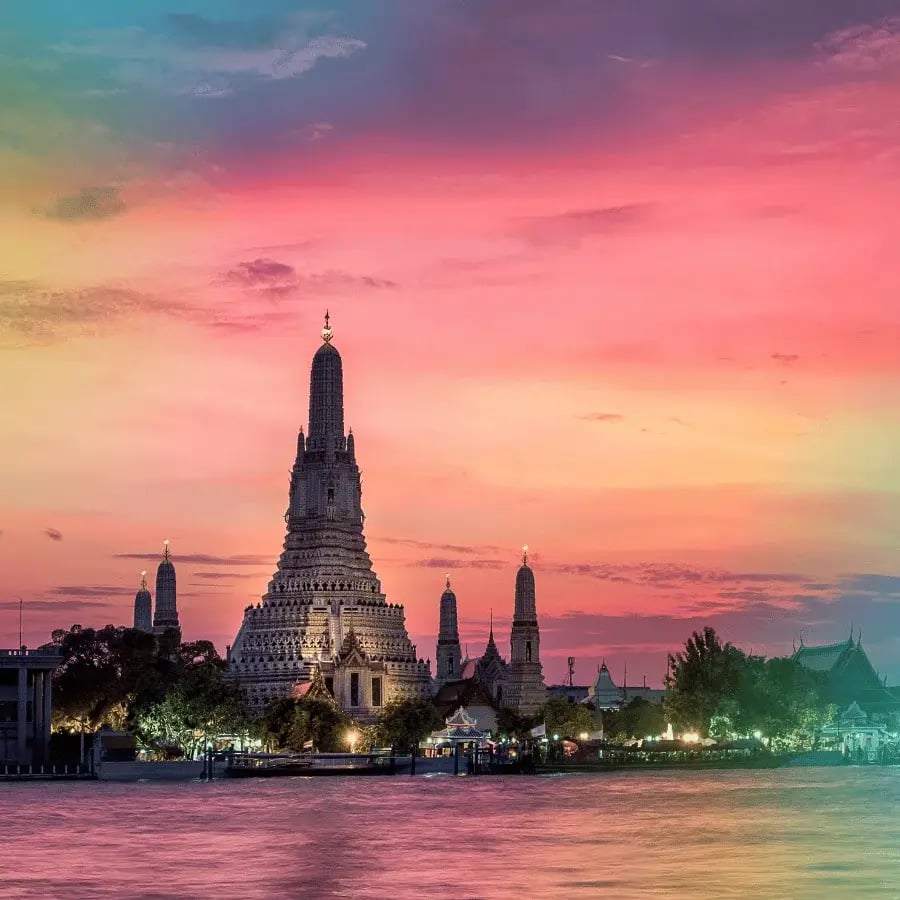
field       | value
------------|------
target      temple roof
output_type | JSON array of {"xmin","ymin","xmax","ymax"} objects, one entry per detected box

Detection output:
[{"xmin": 792, "ymin": 638, "xmax": 855, "ymax": 672}]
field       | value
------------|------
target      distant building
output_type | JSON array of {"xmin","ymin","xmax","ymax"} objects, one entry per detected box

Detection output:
[
  {"xmin": 0, "ymin": 647, "xmax": 60, "ymax": 766},
  {"xmin": 152, "ymin": 540, "xmax": 179, "ymax": 635},
  {"xmin": 133, "ymin": 570, "xmax": 153, "ymax": 633},
  {"xmin": 435, "ymin": 576, "xmax": 462, "ymax": 684},
  {"xmin": 461, "ymin": 549, "xmax": 548, "ymax": 714},
  {"xmin": 504, "ymin": 548, "xmax": 547, "ymax": 714},
  {"xmin": 589, "ymin": 661, "xmax": 665, "ymax": 711},
  {"xmin": 792, "ymin": 634, "xmax": 899, "ymax": 723},
  {"xmin": 547, "ymin": 684, "xmax": 591, "ymax": 704}
]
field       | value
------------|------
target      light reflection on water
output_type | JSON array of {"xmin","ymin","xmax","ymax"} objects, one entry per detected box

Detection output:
[{"xmin": 1, "ymin": 768, "xmax": 899, "ymax": 898}]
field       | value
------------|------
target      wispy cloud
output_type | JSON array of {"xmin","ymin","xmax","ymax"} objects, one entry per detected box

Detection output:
[
  {"xmin": 818, "ymin": 17, "xmax": 900, "ymax": 72},
  {"xmin": 580, "ymin": 413, "xmax": 625, "ymax": 423},
  {"xmin": 114, "ymin": 552, "xmax": 271, "ymax": 567},
  {"xmin": 41, "ymin": 186, "xmax": 125, "ymax": 221},
  {"xmin": 49, "ymin": 585, "xmax": 133, "ymax": 599},
  {"xmin": 43, "ymin": 528, "xmax": 63, "ymax": 542},
  {"xmin": 518, "ymin": 204, "xmax": 652, "ymax": 246}
]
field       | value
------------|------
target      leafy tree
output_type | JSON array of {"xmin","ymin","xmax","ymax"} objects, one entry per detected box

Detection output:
[
  {"xmin": 50, "ymin": 625, "xmax": 164, "ymax": 733},
  {"xmin": 133, "ymin": 649, "xmax": 249, "ymax": 758},
  {"xmin": 664, "ymin": 627, "xmax": 747, "ymax": 735},
  {"xmin": 259, "ymin": 697, "xmax": 355, "ymax": 753},
  {"xmin": 374, "ymin": 699, "xmax": 443, "ymax": 750},
  {"xmin": 538, "ymin": 697, "xmax": 600, "ymax": 739},
  {"xmin": 495, "ymin": 707, "xmax": 536, "ymax": 739},
  {"xmin": 602, "ymin": 698, "xmax": 666, "ymax": 743}
]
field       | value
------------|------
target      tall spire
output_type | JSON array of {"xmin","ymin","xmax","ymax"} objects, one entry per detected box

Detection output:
[
  {"xmin": 436, "ymin": 574, "xmax": 461, "ymax": 683},
  {"xmin": 522, "ymin": 544, "xmax": 528, "ymax": 566},
  {"xmin": 140, "ymin": 570, "xmax": 147, "ymax": 590},
  {"xmin": 153, "ymin": 538, "xmax": 179, "ymax": 634},
  {"xmin": 307, "ymin": 311, "xmax": 344, "ymax": 451}
]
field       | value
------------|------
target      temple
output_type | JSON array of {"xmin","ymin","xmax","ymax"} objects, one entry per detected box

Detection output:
[
  {"xmin": 152, "ymin": 540, "xmax": 179, "ymax": 635},
  {"xmin": 229, "ymin": 314, "xmax": 432, "ymax": 719},
  {"xmin": 133, "ymin": 571, "xmax": 152, "ymax": 633},
  {"xmin": 503, "ymin": 547, "xmax": 547, "ymax": 714},
  {"xmin": 793, "ymin": 633, "xmax": 900, "ymax": 723},
  {"xmin": 435, "ymin": 576, "xmax": 462, "ymax": 684},
  {"xmin": 438, "ymin": 547, "xmax": 548, "ymax": 718}
]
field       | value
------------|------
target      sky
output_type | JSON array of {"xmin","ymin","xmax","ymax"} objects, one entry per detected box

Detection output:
[{"xmin": 1, "ymin": 1, "xmax": 899, "ymax": 686}]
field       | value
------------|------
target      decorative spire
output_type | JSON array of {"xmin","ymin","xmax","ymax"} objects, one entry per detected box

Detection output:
[
  {"xmin": 522, "ymin": 544, "xmax": 528, "ymax": 566},
  {"xmin": 163, "ymin": 539, "xmax": 170, "ymax": 561},
  {"xmin": 140, "ymin": 570, "xmax": 147, "ymax": 590},
  {"xmin": 489, "ymin": 607, "xmax": 493, "ymax": 639},
  {"xmin": 445, "ymin": 573, "xmax": 451, "ymax": 591},
  {"xmin": 322, "ymin": 309, "xmax": 333, "ymax": 344}
]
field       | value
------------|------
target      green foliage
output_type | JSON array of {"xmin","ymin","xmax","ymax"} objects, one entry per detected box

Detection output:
[
  {"xmin": 259, "ymin": 697, "xmax": 355, "ymax": 753},
  {"xmin": 495, "ymin": 706, "xmax": 536, "ymax": 739},
  {"xmin": 49, "ymin": 624, "xmax": 250, "ymax": 756},
  {"xmin": 602, "ymin": 698, "xmax": 666, "ymax": 742},
  {"xmin": 51, "ymin": 625, "xmax": 167, "ymax": 732},
  {"xmin": 664, "ymin": 627, "xmax": 747, "ymax": 734},
  {"xmin": 665, "ymin": 627, "xmax": 834, "ymax": 749},
  {"xmin": 374, "ymin": 699, "xmax": 443, "ymax": 750},
  {"xmin": 538, "ymin": 696, "xmax": 599, "ymax": 739}
]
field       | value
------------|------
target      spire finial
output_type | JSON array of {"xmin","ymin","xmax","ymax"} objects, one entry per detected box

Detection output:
[
  {"xmin": 522, "ymin": 544, "xmax": 528, "ymax": 565},
  {"xmin": 322, "ymin": 309, "xmax": 333, "ymax": 344},
  {"xmin": 163, "ymin": 538, "xmax": 169, "ymax": 561},
  {"xmin": 445, "ymin": 573, "xmax": 451, "ymax": 591},
  {"xmin": 140, "ymin": 570, "xmax": 147, "ymax": 590},
  {"xmin": 489, "ymin": 607, "xmax": 494, "ymax": 639}
]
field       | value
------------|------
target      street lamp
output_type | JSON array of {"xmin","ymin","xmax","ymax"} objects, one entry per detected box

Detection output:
[{"xmin": 346, "ymin": 729, "xmax": 359, "ymax": 753}]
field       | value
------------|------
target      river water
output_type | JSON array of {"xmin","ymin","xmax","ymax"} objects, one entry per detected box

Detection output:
[{"xmin": 1, "ymin": 768, "xmax": 898, "ymax": 898}]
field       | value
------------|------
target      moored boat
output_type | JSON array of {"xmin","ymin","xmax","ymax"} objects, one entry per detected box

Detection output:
[{"xmin": 225, "ymin": 751, "xmax": 411, "ymax": 777}]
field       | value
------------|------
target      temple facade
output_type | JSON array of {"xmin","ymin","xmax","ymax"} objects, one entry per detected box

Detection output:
[
  {"xmin": 152, "ymin": 541, "xmax": 179, "ymax": 635},
  {"xmin": 229, "ymin": 315, "xmax": 432, "ymax": 719}
]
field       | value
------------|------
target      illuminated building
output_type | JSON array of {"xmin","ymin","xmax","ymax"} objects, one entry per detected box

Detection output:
[{"xmin": 228, "ymin": 314, "xmax": 432, "ymax": 718}]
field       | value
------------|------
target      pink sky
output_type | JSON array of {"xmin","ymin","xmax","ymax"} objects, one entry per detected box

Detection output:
[{"xmin": 1, "ymin": 3, "xmax": 899, "ymax": 685}]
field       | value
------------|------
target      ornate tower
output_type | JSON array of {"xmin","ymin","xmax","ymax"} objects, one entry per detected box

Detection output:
[
  {"xmin": 229, "ymin": 313, "xmax": 433, "ymax": 718},
  {"xmin": 505, "ymin": 545, "xmax": 546, "ymax": 713},
  {"xmin": 133, "ymin": 570, "xmax": 152, "ymax": 633},
  {"xmin": 153, "ymin": 540, "xmax": 179, "ymax": 634},
  {"xmin": 436, "ymin": 575, "xmax": 462, "ymax": 684}
]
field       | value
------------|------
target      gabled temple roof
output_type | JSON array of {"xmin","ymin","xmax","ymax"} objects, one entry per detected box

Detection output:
[
  {"xmin": 433, "ymin": 677, "xmax": 499, "ymax": 717},
  {"xmin": 792, "ymin": 639, "xmax": 854, "ymax": 672}
]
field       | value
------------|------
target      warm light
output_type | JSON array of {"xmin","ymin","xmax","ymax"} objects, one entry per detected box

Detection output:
[
  {"xmin": 346, "ymin": 729, "xmax": 359, "ymax": 752},
  {"xmin": 579, "ymin": 732, "xmax": 589, "ymax": 741},
  {"xmin": 682, "ymin": 732, "xmax": 700, "ymax": 744},
  {"xmin": 141, "ymin": 570, "xmax": 146, "ymax": 577},
  {"xmin": 753, "ymin": 730, "xmax": 763, "ymax": 740}
]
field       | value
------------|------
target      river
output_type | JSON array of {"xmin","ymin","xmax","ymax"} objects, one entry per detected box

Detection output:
[{"xmin": 1, "ymin": 768, "xmax": 898, "ymax": 898}]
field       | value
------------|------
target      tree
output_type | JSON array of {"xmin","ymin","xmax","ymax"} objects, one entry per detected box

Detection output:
[
  {"xmin": 374, "ymin": 699, "xmax": 443, "ymax": 750},
  {"xmin": 664, "ymin": 627, "xmax": 747, "ymax": 735},
  {"xmin": 51, "ymin": 625, "xmax": 164, "ymax": 733},
  {"xmin": 133, "ymin": 650, "xmax": 249, "ymax": 758},
  {"xmin": 538, "ymin": 697, "xmax": 599, "ymax": 739},
  {"xmin": 259, "ymin": 697, "xmax": 355, "ymax": 753},
  {"xmin": 495, "ymin": 707, "xmax": 536, "ymax": 739},
  {"xmin": 602, "ymin": 698, "xmax": 666, "ymax": 743}
]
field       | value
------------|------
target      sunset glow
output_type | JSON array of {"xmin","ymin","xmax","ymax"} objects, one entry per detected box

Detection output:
[{"xmin": 1, "ymin": 2, "xmax": 899, "ymax": 685}]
